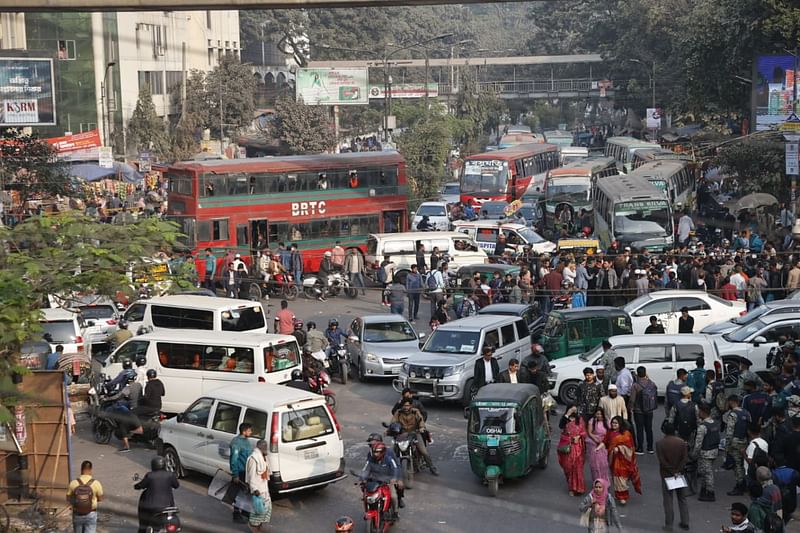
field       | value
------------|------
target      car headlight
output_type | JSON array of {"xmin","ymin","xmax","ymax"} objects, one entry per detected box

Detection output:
[
  {"xmin": 443, "ymin": 363, "xmax": 465, "ymax": 377},
  {"xmin": 366, "ymin": 353, "xmax": 378, "ymax": 362},
  {"xmin": 402, "ymin": 362, "xmax": 409, "ymax": 373}
]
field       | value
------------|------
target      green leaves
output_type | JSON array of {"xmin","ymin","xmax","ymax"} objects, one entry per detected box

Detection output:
[
  {"xmin": 267, "ymin": 96, "xmax": 334, "ymax": 154},
  {"xmin": 0, "ymin": 129, "xmax": 72, "ymax": 208},
  {"xmin": 127, "ymin": 84, "xmax": 171, "ymax": 159},
  {"xmin": 713, "ymin": 138, "xmax": 786, "ymax": 195}
]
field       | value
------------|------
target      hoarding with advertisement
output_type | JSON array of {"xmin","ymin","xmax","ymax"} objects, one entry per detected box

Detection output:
[
  {"xmin": 368, "ymin": 83, "xmax": 439, "ymax": 99},
  {"xmin": 646, "ymin": 108, "xmax": 661, "ymax": 129},
  {"xmin": 0, "ymin": 58, "xmax": 56, "ymax": 126},
  {"xmin": 754, "ymin": 55, "xmax": 799, "ymax": 131},
  {"xmin": 296, "ymin": 68, "xmax": 368, "ymax": 105},
  {"xmin": 46, "ymin": 129, "xmax": 102, "ymax": 154}
]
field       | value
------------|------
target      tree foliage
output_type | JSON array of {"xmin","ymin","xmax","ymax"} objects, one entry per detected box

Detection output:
[
  {"xmin": 267, "ymin": 96, "xmax": 334, "ymax": 154},
  {"xmin": 713, "ymin": 139, "xmax": 786, "ymax": 195},
  {"xmin": 0, "ymin": 130, "xmax": 73, "ymax": 207},
  {"xmin": 126, "ymin": 84, "xmax": 171, "ymax": 158},
  {"xmin": 206, "ymin": 56, "xmax": 258, "ymax": 138},
  {"xmin": 454, "ymin": 70, "xmax": 504, "ymax": 153}
]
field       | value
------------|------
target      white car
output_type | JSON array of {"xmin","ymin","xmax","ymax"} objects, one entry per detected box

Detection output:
[
  {"xmin": 39, "ymin": 308, "xmax": 87, "ymax": 357},
  {"xmin": 701, "ymin": 300, "xmax": 800, "ymax": 335},
  {"xmin": 412, "ymin": 201, "xmax": 450, "ymax": 231},
  {"xmin": 549, "ymin": 334, "xmax": 723, "ymax": 405},
  {"xmin": 713, "ymin": 314, "xmax": 800, "ymax": 370},
  {"xmin": 439, "ymin": 182, "xmax": 460, "ymax": 205},
  {"xmin": 623, "ymin": 290, "xmax": 745, "ymax": 335}
]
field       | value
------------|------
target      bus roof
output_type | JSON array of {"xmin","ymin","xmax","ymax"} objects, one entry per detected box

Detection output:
[
  {"xmin": 548, "ymin": 157, "xmax": 616, "ymax": 177},
  {"xmin": 166, "ymin": 151, "xmax": 405, "ymax": 174},
  {"xmin": 605, "ymin": 136, "xmax": 660, "ymax": 149},
  {"xmin": 628, "ymin": 159, "xmax": 689, "ymax": 179},
  {"xmin": 633, "ymin": 146, "xmax": 692, "ymax": 161},
  {"xmin": 595, "ymin": 173, "xmax": 666, "ymax": 203},
  {"xmin": 467, "ymin": 143, "xmax": 557, "ymax": 161}
]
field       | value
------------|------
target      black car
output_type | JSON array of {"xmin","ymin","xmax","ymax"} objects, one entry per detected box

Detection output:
[{"xmin": 478, "ymin": 303, "xmax": 544, "ymax": 338}]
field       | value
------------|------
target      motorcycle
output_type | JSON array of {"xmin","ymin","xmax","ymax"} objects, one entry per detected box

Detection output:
[
  {"xmin": 133, "ymin": 474, "xmax": 182, "ymax": 533},
  {"xmin": 89, "ymin": 378, "xmax": 162, "ymax": 446},
  {"xmin": 246, "ymin": 273, "xmax": 299, "ymax": 301},
  {"xmin": 327, "ymin": 342, "xmax": 349, "ymax": 385},
  {"xmin": 383, "ymin": 422, "xmax": 430, "ymax": 488},
  {"xmin": 307, "ymin": 369, "xmax": 337, "ymax": 412},
  {"xmin": 303, "ymin": 272, "xmax": 358, "ymax": 300},
  {"xmin": 351, "ymin": 470, "xmax": 397, "ymax": 533}
]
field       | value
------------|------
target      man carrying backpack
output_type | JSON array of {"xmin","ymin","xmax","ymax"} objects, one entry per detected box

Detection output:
[
  {"xmin": 686, "ymin": 357, "xmax": 707, "ymax": 404},
  {"xmin": 456, "ymin": 292, "xmax": 478, "ymax": 319},
  {"xmin": 428, "ymin": 262, "xmax": 447, "ymax": 316},
  {"xmin": 630, "ymin": 366, "xmax": 658, "ymax": 455},
  {"xmin": 725, "ymin": 395, "xmax": 752, "ymax": 496},
  {"xmin": 704, "ymin": 370, "xmax": 727, "ymax": 420},
  {"xmin": 668, "ymin": 386, "xmax": 699, "ymax": 445},
  {"xmin": 693, "ymin": 403, "xmax": 720, "ymax": 502},
  {"xmin": 665, "ymin": 369, "xmax": 689, "ymax": 416},
  {"xmin": 67, "ymin": 460, "xmax": 104, "ymax": 533}
]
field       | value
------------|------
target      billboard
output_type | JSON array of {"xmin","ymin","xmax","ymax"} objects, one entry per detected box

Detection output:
[
  {"xmin": 754, "ymin": 55, "xmax": 799, "ymax": 131},
  {"xmin": 296, "ymin": 68, "xmax": 368, "ymax": 105},
  {"xmin": 46, "ymin": 129, "xmax": 102, "ymax": 154},
  {"xmin": 368, "ymin": 83, "xmax": 439, "ymax": 99},
  {"xmin": 0, "ymin": 58, "xmax": 56, "ymax": 126}
]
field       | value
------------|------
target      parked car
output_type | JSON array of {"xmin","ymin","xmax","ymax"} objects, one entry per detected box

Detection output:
[
  {"xmin": 477, "ymin": 303, "xmax": 544, "ymax": 338},
  {"xmin": 412, "ymin": 201, "xmax": 450, "ymax": 231},
  {"xmin": 157, "ymin": 383, "xmax": 346, "ymax": 494},
  {"xmin": 701, "ymin": 300, "xmax": 800, "ymax": 335},
  {"xmin": 623, "ymin": 290, "xmax": 745, "ymax": 335},
  {"xmin": 346, "ymin": 315, "xmax": 424, "ymax": 381},
  {"xmin": 713, "ymin": 315, "xmax": 800, "ymax": 370},
  {"xmin": 73, "ymin": 297, "xmax": 121, "ymax": 355},
  {"xmin": 549, "ymin": 334, "xmax": 724, "ymax": 404},
  {"xmin": 439, "ymin": 182, "xmax": 461, "ymax": 205},
  {"xmin": 40, "ymin": 308, "xmax": 86, "ymax": 357}
]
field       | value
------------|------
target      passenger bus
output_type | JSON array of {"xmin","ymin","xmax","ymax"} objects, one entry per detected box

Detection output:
[
  {"xmin": 460, "ymin": 144, "xmax": 560, "ymax": 206},
  {"xmin": 603, "ymin": 136, "xmax": 660, "ymax": 174},
  {"xmin": 627, "ymin": 160, "xmax": 696, "ymax": 207},
  {"xmin": 631, "ymin": 146, "xmax": 691, "ymax": 170},
  {"xmin": 165, "ymin": 152, "xmax": 409, "ymax": 274},
  {"xmin": 593, "ymin": 173, "xmax": 674, "ymax": 252},
  {"xmin": 544, "ymin": 157, "xmax": 617, "ymax": 230},
  {"xmin": 543, "ymin": 130, "xmax": 574, "ymax": 147}
]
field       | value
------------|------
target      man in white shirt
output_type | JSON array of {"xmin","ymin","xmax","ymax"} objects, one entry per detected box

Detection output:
[
  {"xmin": 678, "ymin": 210, "xmax": 695, "ymax": 245},
  {"xmin": 232, "ymin": 253, "xmax": 248, "ymax": 275},
  {"xmin": 744, "ymin": 424, "xmax": 768, "ymax": 477},
  {"xmin": 473, "ymin": 346, "xmax": 499, "ymax": 391},
  {"xmin": 428, "ymin": 262, "xmax": 447, "ymax": 316},
  {"xmin": 599, "ymin": 384, "xmax": 628, "ymax": 421},
  {"xmin": 729, "ymin": 266, "xmax": 747, "ymax": 299},
  {"xmin": 498, "ymin": 359, "xmax": 520, "ymax": 384}
]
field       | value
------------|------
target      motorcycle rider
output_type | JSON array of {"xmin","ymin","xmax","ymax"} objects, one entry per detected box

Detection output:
[
  {"xmin": 134, "ymin": 456, "xmax": 179, "ymax": 533},
  {"xmin": 360, "ymin": 441, "xmax": 404, "ymax": 511},
  {"xmin": 325, "ymin": 319, "xmax": 347, "ymax": 358},
  {"xmin": 106, "ymin": 359, "xmax": 137, "ymax": 393},
  {"xmin": 391, "ymin": 388, "xmax": 428, "ymax": 422},
  {"xmin": 106, "ymin": 320, "xmax": 132, "ymax": 349},
  {"xmin": 306, "ymin": 321, "xmax": 328, "ymax": 354},
  {"xmin": 286, "ymin": 369, "xmax": 313, "ymax": 392},
  {"xmin": 134, "ymin": 354, "xmax": 148, "ymax": 386},
  {"xmin": 292, "ymin": 320, "xmax": 307, "ymax": 348},
  {"xmin": 108, "ymin": 372, "xmax": 144, "ymax": 452},
  {"xmin": 391, "ymin": 398, "xmax": 438, "ymax": 476},
  {"xmin": 136, "ymin": 369, "xmax": 165, "ymax": 419},
  {"xmin": 317, "ymin": 251, "xmax": 335, "ymax": 301}
]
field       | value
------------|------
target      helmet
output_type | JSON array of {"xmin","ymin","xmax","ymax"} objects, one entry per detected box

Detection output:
[
  {"xmin": 366, "ymin": 432, "xmax": 383, "ymax": 444},
  {"xmin": 328, "ymin": 319, "xmax": 338, "ymax": 328},
  {"xmin": 386, "ymin": 422, "xmax": 403, "ymax": 437},
  {"xmin": 335, "ymin": 516, "xmax": 355, "ymax": 532},
  {"xmin": 146, "ymin": 369, "xmax": 157, "ymax": 379},
  {"xmin": 125, "ymin": 369, "xmax": 137, "ymax": 382},
  {"xmin": 151, "ymin": 456, "xmax": 166, "ymax": 471},
  {"xmin": 294, "ymin": 320, "xmax": 304, "ymax": 330},
  {"xmin": 324, "ymin": 251, "xmax": 332, "ymax": 257},
  {"xmin": 307, "ymin": 321, "xmax": 316, "ymax": 330},
  {"xmin": 372, "ymin": 442, "xmax": 387, "ymax": 459},
  {"xmin": 122, "ymin": 359, "xmax": 133, "ymax": 370},
  {"xmin": 291, "ymin": 369, "xmax": 303, "ymax": 381},
  {"xmin": 118, "ymin": 319, "xmax": 128, "ymax": 329},
  {"xmin": 135, "ymin": 354, "xmax": 147, "ymax": 367}
]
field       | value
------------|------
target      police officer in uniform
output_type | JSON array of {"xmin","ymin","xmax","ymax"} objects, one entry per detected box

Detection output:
[{"xmin": 692, "ymin": 403, "xmax": 720, "ymax": 501}]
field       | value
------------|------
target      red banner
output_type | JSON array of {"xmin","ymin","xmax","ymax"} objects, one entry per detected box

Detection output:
[{"xmin": 46, "ymin": 129, "xmax": 102, "ymax": 154}]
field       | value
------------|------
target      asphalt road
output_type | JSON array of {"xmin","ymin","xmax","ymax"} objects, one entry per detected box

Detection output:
[{"xmin": 72, "ymin": 290, "xmax": 758, "ymax": 533}]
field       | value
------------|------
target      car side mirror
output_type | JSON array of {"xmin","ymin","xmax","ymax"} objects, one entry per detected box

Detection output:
[
  {"xmin": 176, "ymin": 413, "xmax": 184, "ymax": 423},
  {"xmin": 753, "ymin": 336, "xmax": 767, "ymax": 346}
]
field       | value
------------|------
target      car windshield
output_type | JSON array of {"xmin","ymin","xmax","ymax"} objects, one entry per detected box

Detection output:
[
  {"xmin": 417, "ymin": 204, "xmax": 448, "ymax": 217},
  {"xmin": 613, "ymin": 200, "xmax": 672, "ymax": 237},
  {"xmin": 733, "ymin": 306, "xmax": 770, "ymax": 325},
  {"xmin": 517, "ymin": 227, "xmax": 547, "ymax": 244},
  {"xmin": 40, "ymin": 320, "xmax": 78, "ymax": 343},
  {"xmin": 423, "ymin": 330, "xmax": 480, "ymax": 354},
  {"xmin": 518, "ymin": 205, "xmax": 539, "ymax": 221},
  {"xmin": 78, "ymin": 305, "xmax": 116, "ymax": 320},
  {"xmin": 622, "ymin": 294, "xmax": 652, "ymax": 315},
  {"xmin": 364, "ymin": 321, "xmax": 417, "ymax": 343},
  {"xmin": 220, "ymin": 305, "xmax": 266, "ymax": 332},
  {"xmin": 724, "ymin": 318, "xmax": 767, "ymax": 343},
  {"xmin": 579, "ymin": 344, "xmax": 604, "ymax": 362},
  {"xmin": 547, "ymin": 179, "xmax": 591, "ymax": 204},
  {"xmin": 462, "ymin": 160, "xmax": 509, "ymax": 194},
  {"xmin": 468, "ymin": 406, "xmax": 518, "ymax": 434},
  {"xmin": 442, "ymin": 184, "xmax": 460, "ymax": 194},
  {"xmin": 480, "ymin": 202, "xmax": 509, "ymax": 218}
]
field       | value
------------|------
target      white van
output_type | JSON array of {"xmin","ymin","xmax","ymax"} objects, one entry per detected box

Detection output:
[
  {"xmin": 157, "ymin": 383, "xmax": 346, "ymax": 494},
  {"xmin": 102, "ymin": 331, "xmax": 301, "ymax": 412},
  {"xmin": 123, "ymin": 295, "xmax": 267, "ymax": 336},
  {"xmin": 365, "ymin": 231, "xmax": 487, "ymax": 275},
  {"xmin": 451, "ymin": 221, "xmax": 556, "ymax": 255}
]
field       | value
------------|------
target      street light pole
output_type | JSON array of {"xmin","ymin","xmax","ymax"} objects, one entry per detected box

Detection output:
[{"xmin": 102, "ymin": 61, "xmax": 116, "ymax": 149}]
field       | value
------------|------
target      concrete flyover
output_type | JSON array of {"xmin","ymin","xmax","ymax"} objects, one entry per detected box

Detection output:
[
  {"xmin": 439, "ymin": 79, "xmax": 615, "ymax": 100},
  {"xmin": 307, "ymin": 54, "xmax": 604, "ymax": 69},
  {"xmin": 11, "ymin": 0, "xmax": 564, "ymax": 12}
]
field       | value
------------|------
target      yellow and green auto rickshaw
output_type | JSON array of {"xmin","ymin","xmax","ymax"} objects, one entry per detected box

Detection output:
[{"xmin": 465, "ymin": 383, "xmax": 550, "ymax": 497}]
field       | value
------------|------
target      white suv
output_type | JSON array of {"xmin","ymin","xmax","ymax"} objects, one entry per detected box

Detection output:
[
  {"xmin": 412, "ymin": 201, "xmax": 450, "ymax": 231},
  {"xmin": 40, "ymin": 308, "xmax": 86, "ymax": 357}
]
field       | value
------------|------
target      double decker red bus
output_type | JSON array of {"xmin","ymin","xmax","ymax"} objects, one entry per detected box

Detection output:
[
  {"xmin": 459, "ymin": 143, "xmax": 560, "ymax": 206},
  {"xmin": 165, "ymin": 152, "xmax": 409, "ymax": 273}
]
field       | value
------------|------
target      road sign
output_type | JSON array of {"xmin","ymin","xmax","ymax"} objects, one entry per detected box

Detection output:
[
  {"xmin": 787, "ymin": 142, "xmax": 799, "ymax": 176},
  {"xmin": 139, "ymin": 151, "xmax": 151, "ymax": 172},
  {"xmin": 781, "ymin": 112, "xmax": 800, "ymax": 133},
  {"xmin": 98, "ymin": 147, "xmax": 113, "ymax": 169}
]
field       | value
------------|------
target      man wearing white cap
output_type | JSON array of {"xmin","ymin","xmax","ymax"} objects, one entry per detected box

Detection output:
[
  {"xmin": 635, "ymin": 269, "xmax": 650, "ymax": 296},
  {"xmin": 668, "ymin": 385, "xmax": 699, "ymax": 444},
  {"xmin": 232, "ymin": 253, "xmax": 248, "ymax": 275},
  {"xmin": 599, "ymin": 384, "xmax": 628, "ymax": 422}
]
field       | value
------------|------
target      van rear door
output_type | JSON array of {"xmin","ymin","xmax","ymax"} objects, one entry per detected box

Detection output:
[{"xmin": 276, "ymin": 400, "xmax": 342, "ymax": 488}]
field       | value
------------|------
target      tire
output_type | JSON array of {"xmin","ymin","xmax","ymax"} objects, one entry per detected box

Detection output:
[
  {"xmin": 284, "ymin": 284, "xmax": 299, "ymax": 301},
  {"xmin": 345, "ymin": 286, "xmax": 358, "ymax": 299},
  {"xmin": 325, "ymin": 393, "xmax": 337, "ymax": 412},
  {"xmin": 93, "ymin": 419, "xmax": 113, "ymax": 444},
  {"xmin": 357, "ymin": 361, "xmax": 368, "ymax": 382},
  {"xmin": 461, "ymin": 379, "xmax": 474, "ymax": 407},
  {"xmin": 303, "ymin": 286, "xmax": 317, "ymax": 299},
  {"xmin": 247, "ymin": 283, "xmax": 262, "ymax": 302},
  {"xmin": 367, "ymin": 520, "xmax": 378, "ymax": 533},
  {"xmin": 163, "ymin": 446, "xmax": 185, "ymax": 478},
  {"xmin": 340, "ymin": 359, "xmax": 349, "ymax": 384},
  {"xmin": 401, "ymin": 457, "xmax": 413, "ymax": 489},
  {"xmin": 488, "ymin": 476, "xmax": 499, "ymax": 497},
  {"xmin": 558, "ymin": 380, "xmax": 581, "ymax": 405}
]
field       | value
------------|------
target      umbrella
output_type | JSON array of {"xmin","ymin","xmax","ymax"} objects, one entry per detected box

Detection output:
[
  {"xmin": 734, "ymin": 193, "xmax": 779, "ymax": 212},
  {"xmin": 70, "ymin": 162, "xmax": 143, "ymax": 183}
]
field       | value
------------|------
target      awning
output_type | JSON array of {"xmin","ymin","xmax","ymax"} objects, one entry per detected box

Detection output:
[{"xmin": 70, "ymin": 162, "xmax": 143, "ymax": 183}]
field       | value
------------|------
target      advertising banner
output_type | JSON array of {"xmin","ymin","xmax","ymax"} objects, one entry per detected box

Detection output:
[
  {"xmin": 0, "ymin": 58, "xmax": 56, "ymax": 126},
  {"xmin": 754, "ymin": 55, "xmax": 800, "ymax": 131},
  {"xmin": 646, "ymin": 108, "xmax": 662, "ymax": 129},
  {"xmin": 296, "ymin": 68, "xmax": 368, "ymax": 105},
  {"xmin": 98, "ymin": 147, "xmax": 113, "ymax": 169},
  {"xmin": 368, "ymin": 83, "xmax": 439, "ymax": 99},
  {"xmin": 787, "ymin": 142, "xmax": 799, "ymax": 176},
  {"xmin": 46, "ymin": 129, "xmax": 102, "ymax": 154}
]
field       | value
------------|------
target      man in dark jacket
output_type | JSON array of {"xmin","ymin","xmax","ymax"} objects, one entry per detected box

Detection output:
[
  {"xmin": 137, "ymin": 369, "xmax": 165, "ymax": 419},
  {"xmin": 134, "ymin": 456, "xmax": 179, "ymax": 533},
  {"xmin": 656, "ymin": 422, "xmax": 690, "ymax": 530},
  {"xmin": 473, "ymin": 346, "xmax": 500, "ymax": 391}
]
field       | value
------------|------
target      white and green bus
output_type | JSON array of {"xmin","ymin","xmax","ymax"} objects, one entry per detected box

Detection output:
[
  {"xmin": 593, "ymin": 174, "xmax": 674, "ymax": 252},
  {"xmin": 627, "ymin": 159, "xmax": 696, "ymax": 208},
  {"xmin": 603, "ymin": 137, "xmax": 660, "ymax": 174},
  {"xmin": 544, "ymin": 157, "xmax": 618, "ymax": 231}
]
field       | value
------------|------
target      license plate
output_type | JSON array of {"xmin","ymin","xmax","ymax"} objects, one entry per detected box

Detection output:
[
  {"xmin": 304, "ymin": 449, "xmax": 319, "ymax": 460},
  {"xmin": 391, "ymin": 367, "xmax": 401, "ymax": 374},
  {"xmin": 323, "ymin": 360, "xmax": 330, "ymax": 368},
  {"xmin": 487, "ymin": 437, "xmax": 499, "ymax": 446}
]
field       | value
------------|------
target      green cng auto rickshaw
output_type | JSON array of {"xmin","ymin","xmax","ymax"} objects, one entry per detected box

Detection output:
[{"xmin": 466, "ymin": 383, "xmax": 550, "ymax": 497}]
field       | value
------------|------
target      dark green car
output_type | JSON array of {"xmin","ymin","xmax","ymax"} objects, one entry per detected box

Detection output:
[
  {"xmin": 541, "ymin": 307, "xmax": 632, "ymax": 360},
  {"xmin": 466, "ymin": 383, "xmax": 550, "ymax": 497}
]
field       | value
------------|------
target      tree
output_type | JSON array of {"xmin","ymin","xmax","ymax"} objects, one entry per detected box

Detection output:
[
  {"xmin": 454, "ymin": 70, "xmax": 504, "ymax": 153},
  {"xmin": 0, "ymin": 129, "xmax": 73, "ymax": 208},
  {"xmin": 713, "ymin": 138, "xmax": 785, "ymax": 196},
  {"xmin": 126, "ymin": 84, "xmax": 170, "ymax": 158},
  {"xmin": 0, "ymin": 213, "xmax": 189, "ymax": 422},
  {"xmin": 268, "ymin": 96, "xmax": 334, "ymax": 154},
  {"xmin": 206, "ymin": 56, "xmax": 258, "ymax": 139}
]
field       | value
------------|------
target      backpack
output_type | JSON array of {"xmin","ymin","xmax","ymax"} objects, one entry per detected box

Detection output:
[
  {"xmin": 751, "ymin": 441, "xmax": 770, "ymax": 468},
  {"xmin": 732, "ymin": 408, "xmax": 752, "ymax": 439},
  {"xmin": 71, "ymin": 478, "xmax": 95, "ymax": 515},
  {"xmin": 763, "ymin": 511, "xmax": 785, "ymax": 533},
  {"xmin": 376, "ymin": 265, "xmax": 387, "ymax": 283},
  {"xmin": 674, "ymin": 401, "xmax": 697, "ymax": 439},
  {"xmin": 638, "ymin": 379, "xmax": 658, "ymax": 413},
  {"xmin": 687, "ymin": 369, "xmax": 706, "ymax": 402},
  {"xmin": 427, "ymin": 272, "xmax": 439, "ymax": 290},
  {"xmin": 665, "ymin": 381, "xmax": 683, "ymax": 412},
  {"xmin": 709, "ymin": 380, "xmax": 726, "ymax": 414}
]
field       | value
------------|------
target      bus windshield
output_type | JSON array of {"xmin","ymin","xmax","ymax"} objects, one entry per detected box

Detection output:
[
  {"xmin": 547, "ymin": 179, "xmax": 591, "ymax": 204},
  {"xmin": 613, "ymin": 200, "xmax": 672, "ymax": 237},
  {"xmin": 462, "ymin": 160, "xmax": 509, "ymax": 194}
]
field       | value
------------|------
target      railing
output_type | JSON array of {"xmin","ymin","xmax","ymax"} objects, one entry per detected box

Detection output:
[{"xmin": 438, "ymin": 79, "xmax": 602, "ymax": 95}]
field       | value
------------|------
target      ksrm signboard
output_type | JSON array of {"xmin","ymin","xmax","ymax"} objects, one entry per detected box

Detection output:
[{"xmin": 0, "ymin": 58, "xmax": 56, "ymax": 126}]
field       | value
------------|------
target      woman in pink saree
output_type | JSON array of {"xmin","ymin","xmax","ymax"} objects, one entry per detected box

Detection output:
[
  {"xmin": 606, "ymin": 416, "xmax": 641, "ymax": 504},
  {"xmin": 558, "ymin": 405, "xmax": 587, "ymax": 496},
  {"xmin": 585, "ymin": 408, "xmax": 609, "ymax": 484}
]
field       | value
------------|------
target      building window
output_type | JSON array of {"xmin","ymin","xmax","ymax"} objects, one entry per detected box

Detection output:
[
  {"xmin": 57, "ymin": 40, "xmax": 76, "ymax": 60},
  {"xmin": 138, "ymin": 71, "xmax": 164, "ymax": 95},
  {"xmin": 208, "ymin": 48, "xmax": 214, "ymax": 67},
  {"xmin": 206, "ymin": 10, "xmax": 212, "ymax": 29},
  {"xmin": 166, "ymin": 71, "xmax": 182, "ymax": 93}
]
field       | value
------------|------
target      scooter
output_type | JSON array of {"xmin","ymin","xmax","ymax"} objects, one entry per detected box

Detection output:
[
  {"xmin": 351, "ymin": 470, "xmax": 397, "ymax": 533},
  {"xmin": 303, "ymin": 272, "xmax": 358, "ymax": 300}
]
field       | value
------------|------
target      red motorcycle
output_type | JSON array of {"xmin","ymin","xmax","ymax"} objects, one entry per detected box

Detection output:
[
  {"xmin": 355, "ymin": 475, "xmax": 397, "ymax": 533},
  {"xmin": 307, "ymin": 370, "xmax": 336, "ymax": 412}
]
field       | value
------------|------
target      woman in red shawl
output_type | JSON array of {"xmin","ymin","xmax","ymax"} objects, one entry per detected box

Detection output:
[
  {"xmin": 558, "ymin": 405, "xmax": 587, "ymax": 496},
  {"xmin": 606, "ymin": 415, "xmax": 641, "ymax": 504}
]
